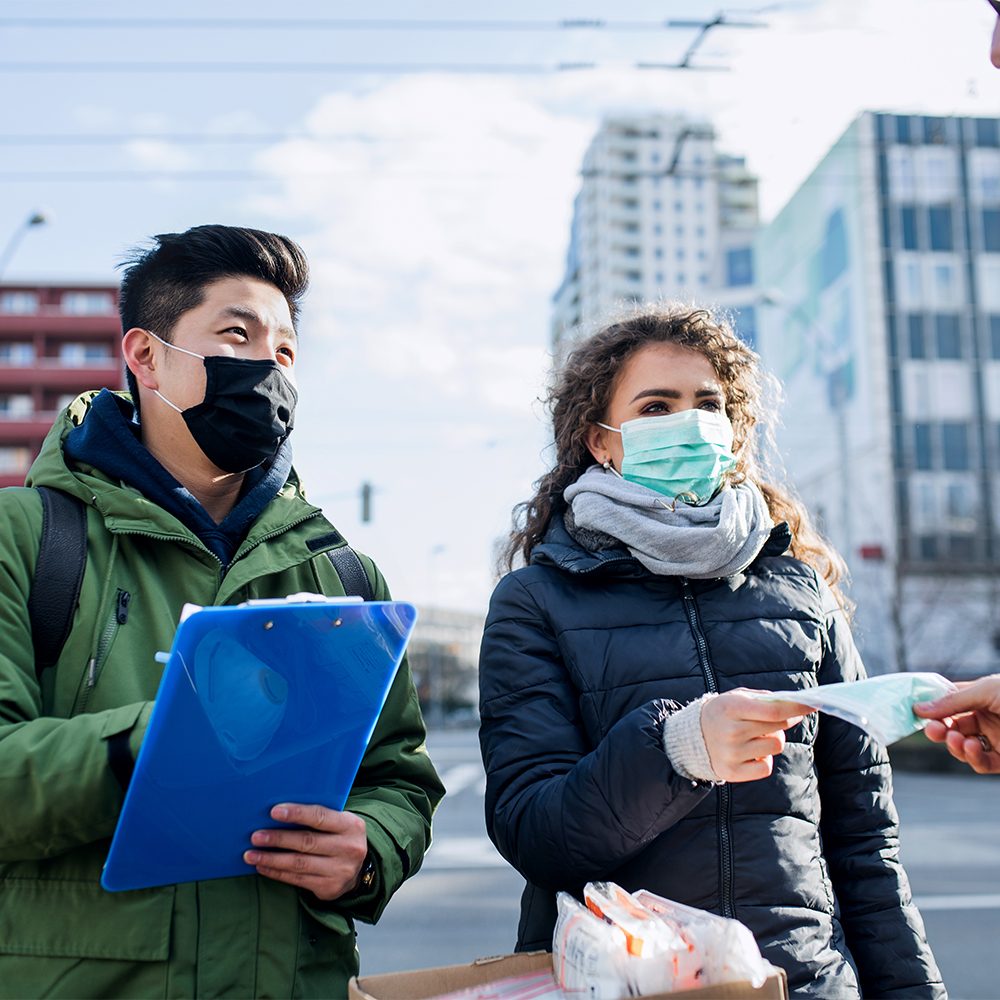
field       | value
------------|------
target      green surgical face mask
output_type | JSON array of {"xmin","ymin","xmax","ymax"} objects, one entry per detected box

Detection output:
[
  {"xmin": 750, "ymin": 672, "xmax": 958, "ymax": 746},
  {"xmin": 598, "ymin": 409, "xmax": 737, "ymax": 504}
]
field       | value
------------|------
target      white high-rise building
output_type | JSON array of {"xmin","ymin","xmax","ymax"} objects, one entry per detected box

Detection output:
[{"xmin": 552, "ymin": 113, "xmax": 759, "ymax": 362}]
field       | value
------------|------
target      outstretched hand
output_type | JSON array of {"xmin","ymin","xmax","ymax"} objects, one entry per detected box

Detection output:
[
  {"xmin": 700, "ymin": 690, "xmax": 813, "ymax": 782},
  {"xmin": 915, "ymin": 676, "xmax": 1000, "ymax": 775},
  {"xmin": 244, "ymin": 803, "xmax": 368, "ymax": 900}
]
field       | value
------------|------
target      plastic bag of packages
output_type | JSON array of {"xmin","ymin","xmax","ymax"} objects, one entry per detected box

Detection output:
[
  {"xmin": 583, "ymin": 882, "xmax": 700, "ymax": 995},
  {"xmin": 634, "ymin": 890, "xmax": 770, "ymax": 989},
  {"xmin": 748, "ymin": 672, "xmax": 957, "ymax": 746},
  {"xmin": 552, "ymin": 892, "xmax": 633, "ymax": 999}
]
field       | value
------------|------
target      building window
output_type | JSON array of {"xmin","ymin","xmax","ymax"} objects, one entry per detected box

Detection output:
[
  {"xmin": 928, "ymin": 206, "xmax": 954, "ymax": 251},
  {"xmin": 0, "ymin": 291, "xmax": 39, "ymax": 315},
  {"xmin": 696, "ymin": 226, "xmax": 705, "ymax": 237},
  {"xmin": 675, "ymin": 226, "xmax": 684, "ymax": 237},
  {"xmin": 653, "ymin": 224, "xmax": 662, "ymax": 235},
  {"xmin": 0, "ymin": 395, "xmax": 32, "ymax": 417},
  {"xmin": 918, "ymin": 535, "xmax": 937, "ymax": 560},
  {"xmin": 914, "ymin": 423, "xmax": 933, "ymax": 470},
  {"xmin": 655, "ymin": 272, "xmax": 664, "ymax": 283},
  {"xmin": 654, "ymin": 247, "xmax": 663, "ymax": 259},
  {"xmin": 676, "ymin": 249, "xmax": 685, "ymax": 260},
  {"xmin": 59, "ymin": 342, "xmax": 113, "ymax": 367},
  {"xmin": 695, "ymin": 178, "xmax": 703, "ymax": 189},
  {"xmin": 674, "ymin": 201, "xmax": 683, "ymax": 212},
  {"xmin": 991, "ymin": 315, "xmax": 1000, "ymax": 359},
  {"xmin": 0, "ymin": 343, "xmax": 35, "ymax": 366},
  {"xmin": 653, "ymin": 200, "xmax": 661, "ymax": 211},
  {"xmin": 923, "ymin": 117, "xmax": 947, "ymax": 145},
  {"xmin": 899, "ymin": 206, "xmax": 918, "ymax": 250},
  {"xmin": 976, "ymin": 118, "xmax": 1000, "ymax": 148},
  {"xmin": 934, "ymin": 314, "xmax": 961, "ymax": 358},
  {"xmin": 677, "ymin": 272, "xmax": 685, "ymax": 284},
  {"xmin": 896, "ymin": 115, "xmax": 912, "ymax": 144},
  {"xmin": 949, "ymin": 535, "xmax": 975, "ymax": 560},
  {"xmin": 904, "ymin": 262, "xmax": 921, "ymax": 304},
  {"xmin": 947, "ymin": 481, "xmax": 974, "ymax": 521},
  {"xmin": 942, "ymin": 422, "xmax": 970, "ymax": 470},
  {"xmin": 0, "ymin": 446, "xmax": 31, "ymax": 475},
  {"xmin": 984, "ymin": 209, "xmax": 1000, "ymax": 252},
  {"xmin": 733, "ymin": 306, "xmax": 756, "ymax": 349},
  {"xmin": 908, "ymin": 314, "xmax": 926, "ymax": 358},
  {"xmin": 726, "ymin": 247, "xmax": 754, "ymax": 287},
  {"xmin": 61, "ymin": 292, "xmax": 114, "ymax": 316},
  {"xmin": 933, "ymin": 263, "xmax": 956, "ymax": 305}
]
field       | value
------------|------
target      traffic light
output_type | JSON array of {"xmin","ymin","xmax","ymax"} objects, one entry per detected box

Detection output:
[{"xmin": 361, "ymin": 482, "xmax": 372, "ymax": 523}]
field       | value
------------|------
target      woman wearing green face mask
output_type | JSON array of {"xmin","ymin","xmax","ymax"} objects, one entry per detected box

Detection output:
[{"xmin": 479, "ymin": 306, "xmax": 944, "ymax": 999}]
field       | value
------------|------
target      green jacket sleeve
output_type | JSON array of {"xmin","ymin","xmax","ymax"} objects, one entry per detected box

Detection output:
[
  {"xmin": 0, "ymin": 489, "xmax": 151, "ymax": 862},
  {"xmin": 301, "ymin": 553, "xmax": 445, "ymax": 931}
]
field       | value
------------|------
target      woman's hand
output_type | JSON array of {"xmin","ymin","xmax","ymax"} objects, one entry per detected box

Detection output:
[
  {"xmin": 243, "ymin": 803, "xmax": 369, "ymax": 900},
  {"xmin": 914, "ymin": 676, "xmax": 1000, "ymax": 775},
  {"xmin": 701, "ymin": 690, "xmax": 812, "ymax": 782}
]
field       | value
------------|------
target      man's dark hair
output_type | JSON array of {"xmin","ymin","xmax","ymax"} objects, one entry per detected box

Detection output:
[{"xmin": 118, "ymin": 224, "xmax": 309, "ymax": 410}]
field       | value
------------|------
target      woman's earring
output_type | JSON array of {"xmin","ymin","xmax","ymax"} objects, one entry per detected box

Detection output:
[{"xmin": 602, "ymin": 461, "xmax": 611, "ymax": 470}]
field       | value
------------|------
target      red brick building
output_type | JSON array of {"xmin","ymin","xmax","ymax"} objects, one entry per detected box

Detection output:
[{"xmin": 0, "ymin": 282, "xmax": 123, "ymax": 488}]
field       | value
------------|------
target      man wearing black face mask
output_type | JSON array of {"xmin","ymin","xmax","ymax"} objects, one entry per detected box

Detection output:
[{"xmin": 0, "ymin": 225, "xmax": 443, "ymax": 999}]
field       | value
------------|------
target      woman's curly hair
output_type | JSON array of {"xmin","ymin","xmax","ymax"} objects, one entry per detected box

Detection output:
[{"xmin": 504, "ymin": 304, "xmax": 850, "ymax": 609}]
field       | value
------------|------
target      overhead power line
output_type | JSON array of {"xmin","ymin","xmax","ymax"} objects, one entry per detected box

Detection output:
[
  {"xmin": 0, "ymin": 60, "xmax": 727, "ymax": 74},
  {"xmin": 0, "ymin": 16, "xmax": 766, "ymax": 32}
]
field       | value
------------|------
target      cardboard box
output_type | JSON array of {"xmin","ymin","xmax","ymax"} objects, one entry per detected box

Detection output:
[{"xmin": 348, "ymin": 951, "xmax": 789, "ymax": 1000}]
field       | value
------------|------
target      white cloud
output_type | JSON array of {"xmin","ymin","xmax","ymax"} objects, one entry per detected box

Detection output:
[{"xmin": 247, "ymin": 0, "xmax": 1000, "ymax": 612}]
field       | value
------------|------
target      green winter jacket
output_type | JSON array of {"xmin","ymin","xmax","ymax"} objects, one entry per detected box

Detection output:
[{"xmin": 0, "ymin": 394, "xmax": 444, "ymax": 1000}]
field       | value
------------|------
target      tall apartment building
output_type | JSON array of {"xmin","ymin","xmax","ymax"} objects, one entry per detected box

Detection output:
[
  {"xmin": 552, "ymin": 113, "xmax": 760, "ymax": 362},
  {"xmin": 0, "ymin": 283, "xmax": 123, "ymax": 488},
  {"xmin": 755, "ymin": 112, "xmax": 1000, "ymax": 676}
]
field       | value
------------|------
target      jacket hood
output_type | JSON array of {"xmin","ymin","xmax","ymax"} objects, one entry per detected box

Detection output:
[{"xmin": 530, "ymin": 507, "xmax": 791, "ymax": 578}]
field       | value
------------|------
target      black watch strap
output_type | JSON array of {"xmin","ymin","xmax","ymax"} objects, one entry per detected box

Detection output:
[{"xmin": 356, "ymin": 851, "xmax": 376, "ymax": 893}]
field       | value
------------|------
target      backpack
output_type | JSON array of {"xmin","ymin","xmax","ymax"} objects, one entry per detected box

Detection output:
[{"xmin": 28, "ymin": 485, "xmax": 375, "ymax": 680}]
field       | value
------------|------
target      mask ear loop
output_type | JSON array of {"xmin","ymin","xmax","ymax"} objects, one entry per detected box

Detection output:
[
  {"xmin": 598, "ymin": 420, "xmax": 682, "ymax": 512},
  {"xmin": 144, "ymin": 329, "xmax": 202, "ymax": 414}
]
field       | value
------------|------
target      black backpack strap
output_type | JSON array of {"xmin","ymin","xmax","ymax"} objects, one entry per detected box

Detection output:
[
  {"xmin": 29, "ymin": 486, "xmax": 88, "ymax": 678},
  {"xmin": 326, "ymin": 544, "xmax": 375, "ymax": 602}
]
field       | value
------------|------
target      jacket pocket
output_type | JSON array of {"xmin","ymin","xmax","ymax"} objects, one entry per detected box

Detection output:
[{"xmin": 0, "ymin": 877, "xmax": 172, "ymax": 960}]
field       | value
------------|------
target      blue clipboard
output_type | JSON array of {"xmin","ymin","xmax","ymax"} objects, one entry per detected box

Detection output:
[{"xmin": 101, "ymin": 596, "xmax": 417, "ymax": 892}]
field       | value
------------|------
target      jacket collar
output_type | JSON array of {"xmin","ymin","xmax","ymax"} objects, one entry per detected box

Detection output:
[
  {"xmin": 24, "ymin": 391, "xmax": 329, "ymax": 573},
  {"xmin": 530, "ymin": 509, "xmax": 791, "ymax": 578}
]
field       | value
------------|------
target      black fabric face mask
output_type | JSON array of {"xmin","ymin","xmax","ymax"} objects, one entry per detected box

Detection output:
[{"xmin": 149, "ymin": 333, "xmax": 298, "ymax": 474}]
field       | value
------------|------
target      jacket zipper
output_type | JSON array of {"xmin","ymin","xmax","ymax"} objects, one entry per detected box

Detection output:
[
  {"xmin": 77, "ymin": 589, "xmax": 130, "ymax": 713},
  {"xmin": 681, "ymin": 578, "xmax": 735, "ymax": 920}
]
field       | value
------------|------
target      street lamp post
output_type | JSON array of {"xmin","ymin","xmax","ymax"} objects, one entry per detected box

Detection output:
[{"xmin": 0, "ymin": 211, "xmax": 49, "ymax": 283}]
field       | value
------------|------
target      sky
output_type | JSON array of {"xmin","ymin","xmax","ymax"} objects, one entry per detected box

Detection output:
[{"xmin": 1, "ymin": 0, "xmax": 998, "ymax": 612}]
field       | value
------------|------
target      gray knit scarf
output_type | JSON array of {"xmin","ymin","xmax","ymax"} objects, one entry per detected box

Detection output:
[{"xmin": 563, "ymin": 465, "xmax": 774, "ymax": 579}]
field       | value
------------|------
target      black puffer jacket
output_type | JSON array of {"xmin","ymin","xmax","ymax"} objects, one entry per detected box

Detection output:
[{"xmin": 479, "ymin": 517, "xmax": 945, "ymax": 1000}]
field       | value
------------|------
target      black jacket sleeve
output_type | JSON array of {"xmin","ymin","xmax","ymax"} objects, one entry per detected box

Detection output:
[
  {"xmin": 814, "ymin": 578, "xmax": 945, "ymax": 1000},
  {"xmin": 479, "ymin": 570, "xmax": 710, "ymax": 890}
]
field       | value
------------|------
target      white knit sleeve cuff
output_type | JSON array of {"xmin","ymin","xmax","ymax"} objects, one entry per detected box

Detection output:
[{"xmin": 662, "ymin": 693, "xmax": 724, "ymax": 784}]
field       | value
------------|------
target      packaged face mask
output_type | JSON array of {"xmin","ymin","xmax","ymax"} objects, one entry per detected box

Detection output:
[
  {"xmin": 749, "ymin": 672, "xmax": 957, "ymax": 746},
  {"xmin": 634, "ymin": 889, "xmax": 770, "ymax": 990},
  {"xmin": 552, "ymin": 891, "xmax": 632, "ymax": 1000}
]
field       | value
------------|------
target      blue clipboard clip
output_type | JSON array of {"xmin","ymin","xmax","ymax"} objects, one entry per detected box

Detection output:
[{"xmin": 102, "ymin": 596, "xmax": 417, "ymax": 892}]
